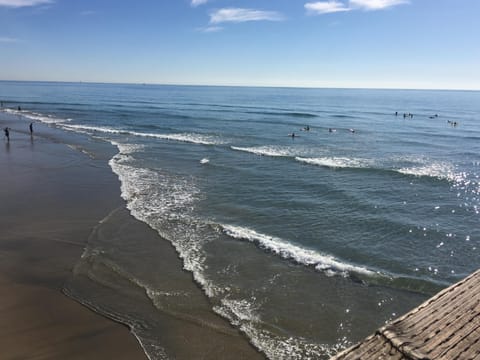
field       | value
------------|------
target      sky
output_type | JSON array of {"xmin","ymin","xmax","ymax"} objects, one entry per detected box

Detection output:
[{"xmin": 0, "ymin": 0, "xmax": 479, "ymax": 90}]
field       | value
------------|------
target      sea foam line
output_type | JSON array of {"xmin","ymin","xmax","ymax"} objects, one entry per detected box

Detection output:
[
  {"xmin": 231, "ymin": 146, "xmax": 295, "ymax": 157},
  {"xmin": 296, "ymin": 156, "xmax": 462, "ymax": 183},
  {"xmin": 395, "ymin": 163, "xmax": 459, "ymax": 182},
  {"xmin": 220, "ymin": 224, "xmax": 376, "ymax": 277},
  {"xmin": 108, "ymin": 142, "xmax": 222, "ymax": 299},
  {"xmin": 295, "ymin": 156, "xmax": 372, "ymax": 169},
  {"xmin": 2, "ymin": 108, "xmax": 71, "ymax": 123},
  {"xmin": 231, "ymin": 147, "xmax": 372, "ymax": 170},
  {"xmin": 213, "ymin": 299, "xmax": 344, "ymax": 360},
  {"xmin": 231, "ymin": 145, "xmax": 460, "ymax": 183},
  {"xmin": 63, "ymin": 124, "xmax": 223, "ymax": 145},
  {"xmin": 108, "ymin": 141, "xmax": 360, "ymax": 359}
]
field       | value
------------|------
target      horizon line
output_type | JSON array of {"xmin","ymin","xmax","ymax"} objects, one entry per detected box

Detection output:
[{"xmin": 0, "ymin": 79, "xmax": 478, "ymax": 92}]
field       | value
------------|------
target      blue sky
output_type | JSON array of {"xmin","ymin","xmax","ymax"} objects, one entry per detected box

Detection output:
[{"xmin": 0, "ymin": 0, "xmax": 479, "ymax": 90}]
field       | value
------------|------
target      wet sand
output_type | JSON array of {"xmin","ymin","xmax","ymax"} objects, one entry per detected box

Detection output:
[
  {"xmin": 0, "ymin": 115, "xmax": 262, "ymax": 359},
  {"xmin": 0, "ymin": 118, "xmax": 146, "ymax": 359}
]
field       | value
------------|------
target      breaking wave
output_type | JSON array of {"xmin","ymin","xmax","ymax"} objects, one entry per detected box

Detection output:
[
  {"xmin": 2, "ymin": 108, "xmax": 71, "ymax": 123},
  {"xmin": 219, "ymin": 224, "xmax": 377, "ymax": 277},
  {"xmin": 64, "ymin": 124, "xmax": 223, "ymax": 145},
  {"xmin": 295, "ymin": 156, "xmax": 373, "ymax": 169},
  {"xmin": 231, "ymin": 146, "xmax": 296, "ymax": 157}
]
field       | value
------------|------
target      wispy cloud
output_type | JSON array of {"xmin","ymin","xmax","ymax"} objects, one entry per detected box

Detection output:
[
  {"xmin": 305, "ymin": 1, "xmax": 351, "ymax": 15},
  {"xmin": 305, "ymin": 0, "xmax": 408, "ymax": 15},
  {"xmin": 209, "ymin": 8, "xmax": 284, "ymax": 24},
  {"xmin": 0, "ymin": 0, "xmax": 53, "ymax": 7},
  {"xmin": 191, "ymin": 0, "xmax": 208, "ymax": 7},
  {"xmin": 0, "ymin": 36, "xmax": 18, "ymax": 42},
  {"xmin": 349, "ymin": 0, "xmax": 409, "ymax": 10},
  {"xmin": 197, "ymin": 26, "xmax": 223, "ymax": 33}
]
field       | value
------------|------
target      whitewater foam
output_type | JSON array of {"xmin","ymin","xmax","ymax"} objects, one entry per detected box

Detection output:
[
  {"xmin": 295, "ymin": 156, "xmax": 372, "ymax": 169},
  {"xmin": 231, "ymin": 145, "xmax": 296, "ymax": 157},
  {"xmin": 108, "ymin": 141, "xmax": 357, "ymax": 358},
  {"xmin": 64, "ymin": 124, "xmax": 224, "ymax": 145},
  {"xmin": 108, "ymin": 142, "xmax": 222, "ymax": 300},
  {"xmin": 396, "ymin": 162, "xmax": 459, "ymax": 182},
  {"xmin": 245, "ymin": 328, "xmax": 348, "ymax": 360},
  {"xmin": 214, "ymin": 299, "xmax": 347, "ymax": 359},
  {"xmin": 2, "ymin": 108, "xmax": 71, "ymax": 124},
  {"xmin": 220, "ymin": 224, "xmax": 376, "ymax": 277}
]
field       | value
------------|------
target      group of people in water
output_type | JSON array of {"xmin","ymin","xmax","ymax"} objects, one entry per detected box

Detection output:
[
  {"xmin": 395, "ymin": 111, "xmax": 415, "ymax": 119},
  {"xmin": 288, "ymin": 125, "xmax": 355, "ymax": 138},
  {"xmin": 2, "ymin": 103, "xmax": 459, "ymax": 144},
  {"xmin": 396, "ymin": 111, "xmax": 458, "ymax": 127},
  {"xmin": 287, "ymin": 111, "xmax": 456, "ymax": 139},
  {"xmin": 289, "ymin": 125, "xmax": 313, "ymax": 137},
  {"xmin": 447, "ymin": 120, "xmax": 458, "ymax": 127}
]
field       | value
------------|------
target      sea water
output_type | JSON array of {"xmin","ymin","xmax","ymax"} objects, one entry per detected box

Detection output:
[{"xmin": 1, "ymin": 81, "xmax": 480, "ymax": 358}]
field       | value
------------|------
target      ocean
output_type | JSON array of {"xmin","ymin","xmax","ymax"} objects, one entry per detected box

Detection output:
[{"xmin": 1, "ymin": 81, "xmax": 479, "ymax": 359}]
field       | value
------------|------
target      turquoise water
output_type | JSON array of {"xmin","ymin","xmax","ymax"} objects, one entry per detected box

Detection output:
[{"xmin": 1, "ymin": 81, "xmax": 479, "ymax": 358}]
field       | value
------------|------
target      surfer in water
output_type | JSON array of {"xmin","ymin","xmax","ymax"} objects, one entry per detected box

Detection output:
[{"xmin": 289, "ymin": 132, "xmax": 296, "ymax": 138}]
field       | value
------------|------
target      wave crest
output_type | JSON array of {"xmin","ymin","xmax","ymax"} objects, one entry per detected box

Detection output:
[
  {"xmin": 295, "ymin": 156, "xmax": 372, "ymax": 169},
  {"xmin": 220, "ymin": 224, "xmax": 376, "ymax": 277},
  {"xmin": 2, "ymin": 108, "xmax": 71, "ymax": 123},
  {"xmin": 231, "ymin": 146, "xmax": 295, "ymax": 157},
  {"xmin": 396, "ymin": 163, "xmax": 458, "ymax": 182},
  {"xmin": 64, "ymin": 124, "xmax": 223, "ymax": 145}
]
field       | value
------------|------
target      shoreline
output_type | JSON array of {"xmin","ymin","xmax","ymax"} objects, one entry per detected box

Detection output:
[
  {"xmin": 0, "ymin": 114, "xmax": 147, "ymax": 359},
  {"xmin": 0, "ymin": 112, "xmax": 263, "ymax": 359}
]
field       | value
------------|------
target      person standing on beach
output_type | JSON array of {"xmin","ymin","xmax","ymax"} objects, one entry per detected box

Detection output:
[
  {"xmin": 29, "ymin": 123, "xmax": 33, "ymax": 135},
  {"xmin": 4, "ymin": 127, "xmax": 10, "ymax": 142}
]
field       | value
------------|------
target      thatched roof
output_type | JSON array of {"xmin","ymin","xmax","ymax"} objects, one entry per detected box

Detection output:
[{"xmin": 332, "ymin": 270, "xmax": 480, "ymax": 360}]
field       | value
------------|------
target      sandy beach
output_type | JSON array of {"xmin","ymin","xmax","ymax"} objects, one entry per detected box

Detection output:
[
  {"xmin": 0, "ymin": 114, "xmax": 262, "ymax": 359},
  {"xmin": 0, "ymin": 117, "xmax": 147, "ymax": 359}
]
